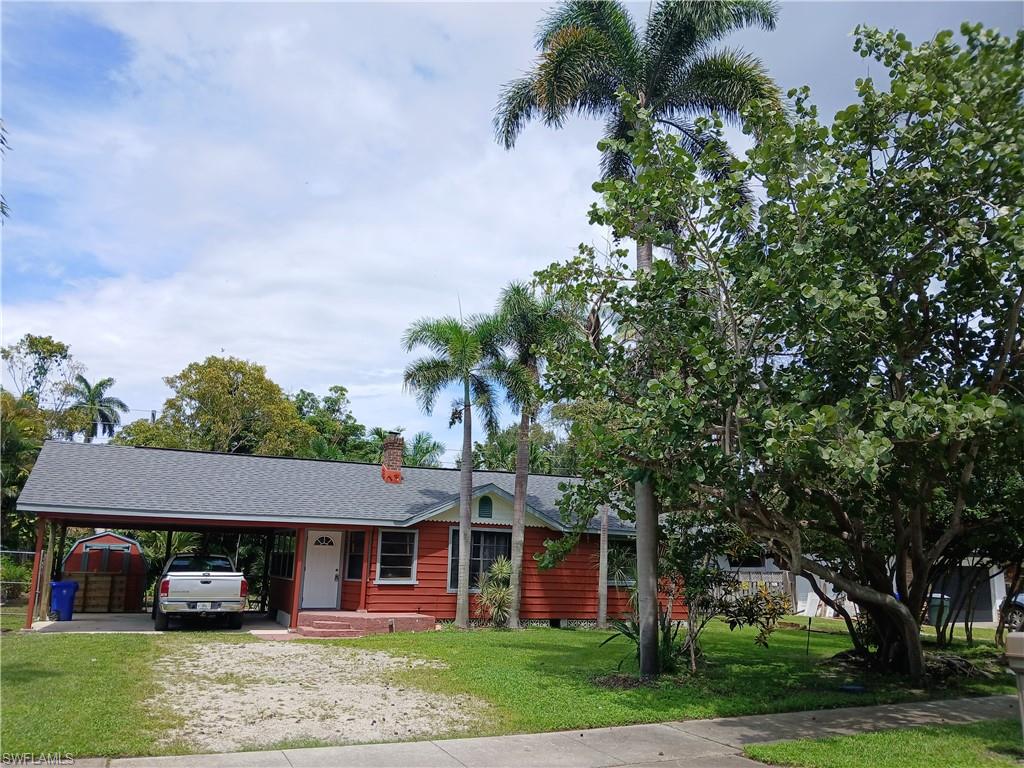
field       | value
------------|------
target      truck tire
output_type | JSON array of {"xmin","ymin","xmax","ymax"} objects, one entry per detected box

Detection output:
[
  {"xmin": 154, "ymin": 605, "xmax": 169, "ymax": 631},
  {"xmin": 227, "ymin": 613, "xmax": 243, "ymax": 630}
]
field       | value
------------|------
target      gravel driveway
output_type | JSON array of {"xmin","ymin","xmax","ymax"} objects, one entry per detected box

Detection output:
[{"xmin": 150, "ymin": 640, "xmax": 484, "ymax": 752}]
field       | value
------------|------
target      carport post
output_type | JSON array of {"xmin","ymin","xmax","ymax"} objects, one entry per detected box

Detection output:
[
  {"xmin": 23, "ymin": 518, "xmax": 46, "ymax": 629},
  {"xmin": 37, "ymin": 520, "xmax": 57, "ymax": 622},
  {"xmin": 260, "ymin": 533, "xmax": 273, "ymax": 614},
  {"xmin": 289, "ymin": 527, "xmax": 306, "ymax": 630},
  {"xmin": 163, "ymin": 530, "xmax": 173, "ymax": 564}
]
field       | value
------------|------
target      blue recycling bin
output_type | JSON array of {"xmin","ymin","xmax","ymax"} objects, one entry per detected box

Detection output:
[{"xmin": 49, "ymin": 580, "xmax": 79, "ymax": 621}]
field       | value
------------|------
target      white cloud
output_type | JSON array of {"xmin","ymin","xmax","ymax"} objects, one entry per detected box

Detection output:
[{"xmin": 2, "ymin": 2, "xmax": 607, "ymax": 456}]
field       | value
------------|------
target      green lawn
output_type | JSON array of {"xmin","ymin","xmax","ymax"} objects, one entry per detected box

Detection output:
[
  {"xmin": 746, "ymin": 719, "xmax": 1022, "ymax": 768},
  {"xmin": 0, "ymin": 606, "xmax": 1013, "ymax": 758},
  {"xmin": 344, "ymin": 622, "xmax": 1011, "ymax": 736}
]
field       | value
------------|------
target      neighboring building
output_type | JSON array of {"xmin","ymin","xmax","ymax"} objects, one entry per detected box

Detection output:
[
  {"xmin": 727, "ymin": 554, "xmax": 1006, "ymax": 626},
  {"xmin": 19, "ymin": 439, "xmax": 671, "ymax": 634},
  {"xmin": 61, "ymin": 530, "xmax": 149, "ymax": 613}
]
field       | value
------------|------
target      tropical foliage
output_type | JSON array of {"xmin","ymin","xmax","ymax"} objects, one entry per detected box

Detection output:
[
  {"xmin": 495, "ymin": 0, "xmax": 780, "ymax": 178},
  {"xmin": 1, "ymin": 392, "xmax": 47, "ymax": 546},
  {"xmin": 115, "ymin": 356, "xmax": 316, "ymax": 455},
  {"xmin": 403, "ymin": 314, "xmax": 504, "ymax": 627},
  {"xmin": 539, "ymin": 24, "xmax": 1024, "ymax": 678},
  {"xmin": 475, "ymin": 555, "xmax": 513, "ymax": 627},
  {"xmin": 68, "ymin": 374, "xmax": 129, "ymax": 442}
]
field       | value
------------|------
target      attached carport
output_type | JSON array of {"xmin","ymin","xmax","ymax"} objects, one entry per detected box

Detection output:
[
  {"xmin": 16, "ymin": 442, "xmax": 379, "ymax": 633},
  {"xmin": 20, "ymin": 511, "xmax": 311, "ymax": 632}
]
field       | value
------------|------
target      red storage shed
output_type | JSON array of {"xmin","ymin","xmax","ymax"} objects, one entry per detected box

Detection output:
[{"xmin": 62, "ymin": 532, "xmax": 148, "ymax": 612}]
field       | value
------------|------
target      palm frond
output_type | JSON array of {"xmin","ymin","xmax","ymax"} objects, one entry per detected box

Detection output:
[
  {"xmin": 469, "ymin": 375, "xmax": 501, "ymax": 437},
  {"xmin": 643, "ymin": 0, "xmax": 779, "ymax": 101},
  {"xmin": 600, "ymin": 113, "xmax": 635, "ymax": 180},
  {"xmin": 536, "ymin": 1, "xmax": 641, "ymax": 74},
  {"xmin": 402, "ymin": 316, "xmax": 467, "ymax": 356},
  {"xmin": 403, "ymin": 356, "xmax": 459, "ymax": 415},
  {"xmin": 494, "ymin": 76, "xmax": 540, "ymax": 149},
  {"xmin": 662, "ymin": 48, "xmax": 780, "ymax": 127},
  {"xmin": 534, "ymin": 26, "xmax": 620, "ymax": 127}
]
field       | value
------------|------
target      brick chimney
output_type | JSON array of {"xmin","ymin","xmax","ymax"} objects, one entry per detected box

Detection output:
[{"xmin": 381, "ymin": 431, "xmax": 404, "ymax": 484}]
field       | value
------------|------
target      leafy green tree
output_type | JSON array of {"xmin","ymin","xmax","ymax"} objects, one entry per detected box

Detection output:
[
  {"xmin": 541, "ymin": 24, "xmax": 1023, "ymax": 679},
  {"xmin": 294, "ymin": 386, "xmax": 374, "ymax": 461},
  {"xmin": 498, "ymin": 0, "xmax": 781, "ymax": 673},
  {"xmin": 403, "ymin": 315, "xmax": 502, "ymax": 628},
  {"xmin": 68, "ymin": 374, "xmax": 129, "ymax": 442},
  {"xmin": 115, "ymin": 356, "xmax": 316, "ymax": 456},
  {"xmin": 1, "ymin": 333, "xmax": 83, "ymax": 434},
  {"xmin": 1, "ymin": 392, "xmax": 47, "ymax": 547}
]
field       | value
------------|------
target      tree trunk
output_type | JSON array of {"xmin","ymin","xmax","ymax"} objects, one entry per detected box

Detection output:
[
  {"xmin": 800, "ymin": 556, "xmax": 925, "ymax": 679},
  {"xmin": 455, "ymin": 379, "xmax": 473, "ymax": 629},
  {"xmin": 507, "ymin": 406, "xmax": 531, "ymax": 629},
  {"xmin": 597, "ymin": 505, "xmax": 609, "ymax": 629},
  {"xmin": 635, "ymin": 238, "xmax": 660, "ymax": 677}
]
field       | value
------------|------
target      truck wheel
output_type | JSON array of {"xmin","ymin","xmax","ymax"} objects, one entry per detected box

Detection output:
[
  {"xmin": 154, "ymin": 606, "xmax": 169, "ymax": 631},
  {"xmin": 227, "ymin": 613, "xmax": 243, "ymax": 630}
]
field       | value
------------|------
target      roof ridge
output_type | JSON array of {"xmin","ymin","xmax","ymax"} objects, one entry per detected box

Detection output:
[{"xmin": 40, "ymin": 440, "xmax": 582, "ymax": 480}]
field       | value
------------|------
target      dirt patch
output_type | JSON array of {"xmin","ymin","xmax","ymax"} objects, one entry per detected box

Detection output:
[
  {"xmin": 591, "ymin": 673, "xmax": 656, "ymax": 689},
  {"xmin": 149, "ymin": 640, "xmax": 485, "ymax": 752}
]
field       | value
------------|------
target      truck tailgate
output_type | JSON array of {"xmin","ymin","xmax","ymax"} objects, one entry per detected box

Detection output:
[{"xmin": 166, "ymin": 572, "xmax": 243, "ymax": 601}]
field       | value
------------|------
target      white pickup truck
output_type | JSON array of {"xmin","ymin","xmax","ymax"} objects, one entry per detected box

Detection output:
[{"xmin": 153, "ymin": 553, "xmax": 248, "ymax": 630}]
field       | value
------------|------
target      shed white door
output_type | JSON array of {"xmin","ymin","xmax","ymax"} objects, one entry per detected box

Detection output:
[{"xmin": 301, "ymin": 531, "xmax": 341, "ymax": 609}]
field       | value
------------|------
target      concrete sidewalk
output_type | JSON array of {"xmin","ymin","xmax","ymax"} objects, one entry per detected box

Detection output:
[{"xmin": 103, "ymin": 695, "xmax": 1016, "ymax": 768}]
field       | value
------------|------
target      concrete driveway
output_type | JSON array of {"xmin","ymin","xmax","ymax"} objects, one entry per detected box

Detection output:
[{"xmin": 30, "ymin": 611, "xmax": 285, "ymax": 635}]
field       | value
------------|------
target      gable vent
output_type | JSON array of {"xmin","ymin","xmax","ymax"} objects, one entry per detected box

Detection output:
[{"xmin": 478, "ymin": 495, "xmax": 493, "ymax": 518}]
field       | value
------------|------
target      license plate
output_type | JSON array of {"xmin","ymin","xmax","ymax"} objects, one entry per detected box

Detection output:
[{"xmin": 196, "ymin": 602, "xmax": 211, "ymax": 611}]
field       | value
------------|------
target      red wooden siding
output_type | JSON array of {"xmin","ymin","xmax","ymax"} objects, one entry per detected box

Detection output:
[
  {"xmin": 340, "ymin": 580, "xmax": 361, "ymax": 610},
  {"xmin": 363, "ymin": 521, "xmax": 684, "ymax": 621}
]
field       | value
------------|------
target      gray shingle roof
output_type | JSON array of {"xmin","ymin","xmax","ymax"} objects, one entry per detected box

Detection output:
[{"xmin": 19, "ymin": 441, "xmax": 634, "ymax": 534}]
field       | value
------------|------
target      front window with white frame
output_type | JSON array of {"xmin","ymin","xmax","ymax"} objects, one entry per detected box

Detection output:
[{"xmin": 376, "ymin": 530, "xmax": 417, "ymax": 583}]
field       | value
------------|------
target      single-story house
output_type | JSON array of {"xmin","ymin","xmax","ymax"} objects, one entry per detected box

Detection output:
[{"xmin": 18, "ymin": 438, "xmax": 661, "ymax": 634}]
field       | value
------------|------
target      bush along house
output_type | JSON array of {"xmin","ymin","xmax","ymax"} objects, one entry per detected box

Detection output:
[{"xmin": 17, "ymin": 436, "xmax": 677, "ymax": 636}]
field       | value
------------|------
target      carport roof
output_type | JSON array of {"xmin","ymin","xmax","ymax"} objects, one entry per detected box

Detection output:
[{"xmin": 18, "ymin": 441, "xmax": 634, "ymax": 534}]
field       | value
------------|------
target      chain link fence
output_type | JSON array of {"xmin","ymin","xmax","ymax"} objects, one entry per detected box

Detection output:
[{"xmin": 1, "ymin": 550, "xmax": 36, "ymax": 602}]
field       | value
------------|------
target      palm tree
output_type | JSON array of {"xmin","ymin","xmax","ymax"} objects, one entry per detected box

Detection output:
[
  {"xmin": 493, "ymin": 282, "xmax": 576, "ymax": 629},
  {"xmin": 69, "ymin": 375, "xmax": 129, "ymax": 443},
  {"xmin": 403, "ymin": 315, "xmax": 502, "ymax": 628},
  {"xmin": 497, "ymin": 0, "xmax": 781, "ymax": 674},
  {"xmin": 495, "ymin": 0, "xmax": 780, "ymax": 178},
  {"xmin": 405, "ymin": 431, "xmax": 446, "ymax": 468}
]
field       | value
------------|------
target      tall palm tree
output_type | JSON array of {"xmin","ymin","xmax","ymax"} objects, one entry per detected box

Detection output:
[
  {"xmin": 493, "ymin": 282, "xmax": 576, "ymax": 629},
  {"xmin": 495, "ymin": 0, "xmax": 780, "ymax": 177},
  {"xmin": 497, "ymin": 0, "xmax": 781, "ymax": 674},
  {"xmin": 403, "ymin": 315, "xmax": 502, "ymax": 628},
  {"xmin": 69, "ymin": 375, "xmax": 129, "ymax": 443}
]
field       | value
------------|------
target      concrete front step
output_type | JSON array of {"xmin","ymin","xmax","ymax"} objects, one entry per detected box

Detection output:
[
  {"xmin": 294, "ymin": 626, "xmax": 365, "ymax": 638},
  {"xmin": 311, "ymin": 620, "xmax": 354, "ymax": 630}
]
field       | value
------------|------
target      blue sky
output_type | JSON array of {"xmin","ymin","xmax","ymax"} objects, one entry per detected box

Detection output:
[{"xmin": 2, "ymin": 1, "xmax": 1020, "ymax": 461}]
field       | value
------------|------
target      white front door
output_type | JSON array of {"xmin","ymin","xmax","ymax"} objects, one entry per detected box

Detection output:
[{"xmin": 301, "ymin": 530, "xmax": 341, "ymax": 609}]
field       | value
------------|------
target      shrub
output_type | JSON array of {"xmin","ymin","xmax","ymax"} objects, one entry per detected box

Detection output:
[
  {"xmin": 476, "ymin": 556, "xmax": 512, "ymax": 627},
  {"xmin": 1, "ymin": 556, "xmax": 31, "ymax": 600}
]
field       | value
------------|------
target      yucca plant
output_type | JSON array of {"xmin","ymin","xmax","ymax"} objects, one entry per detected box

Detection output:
[{"xmin": 476, "ymin": 556, "xmax": 513, "ymax": 627}]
